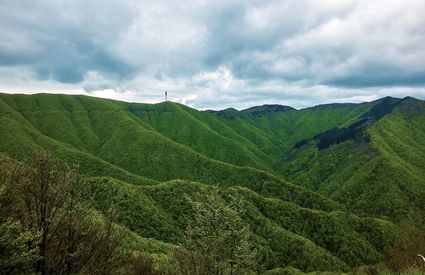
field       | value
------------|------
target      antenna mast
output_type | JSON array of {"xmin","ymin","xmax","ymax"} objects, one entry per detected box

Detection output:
[{"xmin": 165, "ymin": 91, "xmax": 168, "ymax": 102}]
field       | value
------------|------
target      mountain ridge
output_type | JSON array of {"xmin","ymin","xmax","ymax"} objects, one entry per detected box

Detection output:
[
  {"xmin": 3, "ymin": 92, "xmax": 422, "ymax": 112},
  {"xmin": 1, "ymin": 92, "xmax": 425, "ymax": 273}
]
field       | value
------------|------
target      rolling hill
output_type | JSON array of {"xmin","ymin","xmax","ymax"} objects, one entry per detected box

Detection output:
[{"xmin": 1, "ymin": 92, "xmax": 424, "ymax": 273}]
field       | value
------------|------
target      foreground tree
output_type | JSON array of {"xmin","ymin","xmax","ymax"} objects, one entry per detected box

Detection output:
[
  {"xmin": 0, "ymin": 218, "xmax": 40, "ymax": 274},
  {"xmin": 0, "ymin": 151, "xmax": 126, "ymax": 274},
  {"xmin": 175, "ymin": 186, "xmax": 257, "ymax": 275}
]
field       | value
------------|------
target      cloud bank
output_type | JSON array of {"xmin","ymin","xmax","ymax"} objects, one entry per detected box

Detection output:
[{"xmin": 1, "ymin": 0, "xmax": 425, "ymax": 109}]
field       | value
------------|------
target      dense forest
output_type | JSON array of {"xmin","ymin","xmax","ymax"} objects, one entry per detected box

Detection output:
[{"xmin": 1, "ymin": 93, "xmax": 425, "ymax": 274}]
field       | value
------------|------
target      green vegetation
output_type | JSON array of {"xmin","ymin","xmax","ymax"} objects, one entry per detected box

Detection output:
[
  {"xmin": 0, "ymin": 152, "xmax": 166, "ymax": 274},
  {"xmin": 173, "ymin": 186, "xmax": 257, "ymax": 275},
  {"xmin": 1, "ymin": 93, "xmax": 425, "ymax": 274},
  {"xmin": 281, "ymin": 97, "xmax": 425, "ymax": 221}
]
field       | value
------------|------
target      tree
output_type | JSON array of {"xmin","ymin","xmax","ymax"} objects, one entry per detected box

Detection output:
[
  {"xmin": 2, "ymin": 151, "xmax": 80, "ymax": 274},
  {"xmin": 175, "ymin": 186, "xmax": 257, "ymax": 275},
  {"xmin": 0, "ymin": 151, "xmax": 128, "ymax": 274},
  {"xmin": 0, "ymin": 219, "xmax": 40, "ymax": 275}
]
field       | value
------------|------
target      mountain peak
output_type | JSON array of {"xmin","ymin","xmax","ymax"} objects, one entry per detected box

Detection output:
[
  {"xmin": 205, "ymin": 104, "xmax": 294, "ymax": 118},
  {"xmin": 241, "ymin": 104, "xmax": 295, "ymax": 116},
  {"xmin": 204, "ymin": 107, "xmax": 240, "ymax": 118},
  {"xmin": 397, "ymin": 96, "xmax": 425, "ymax": 117},
  {"xmin": 360, "ymin": 97, "xmax": 401, "ymax": 121}
]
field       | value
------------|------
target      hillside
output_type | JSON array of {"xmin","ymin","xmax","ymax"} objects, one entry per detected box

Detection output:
[
  {"xmin": 1, "ymin": 93, "xmax": 425, "ymax": 273},
  {"xmin": 280, "ymin": 97, "xmax": 425, "ymax": 221}
]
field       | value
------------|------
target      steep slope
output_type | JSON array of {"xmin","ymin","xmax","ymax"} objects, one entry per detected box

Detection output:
[
  {"xmin": 0, "ymin": 94, "xmax": 269, "ymax": 179},
  {"xmin": 0, "ymin": 93, "xmax": 340, "ymax": 212},
  {"xmin": 1, "ymin": 93, "xmax": 420, "ymax": 273},
  {"xmin": 281, "ymin": 97, "xmax": 425, "ymax": 220},
  {"xmin": 0, "ymin": 93, "xmax": 266, "ymax": 170},
  {"xmin": 127, "ymin": 102, "xmax": 275, "ymax": 172},
  {"xmin": 0, "ymin": 95, "xmax": 156, "ymax": 185},
  {"xmin": 206, "ymin": 101, "xmax": 374, "ymax": 160}
]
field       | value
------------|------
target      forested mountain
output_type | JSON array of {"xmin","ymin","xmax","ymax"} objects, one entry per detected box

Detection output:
[{"xmin": 1, "ymin": 93, "xmax": 425, "ymax": 274}]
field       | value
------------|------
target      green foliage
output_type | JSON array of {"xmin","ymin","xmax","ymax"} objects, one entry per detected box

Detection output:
[
  {"xmin": 0, "ymin": 219, "xmax": 40, "ymax": 275},
  {"xmin": 1, "ymin": 93, "xmax": 425, "ymax": 273},
  {"xmin": 0, "ymin": 151, "xmax": 164, "ymax": 274},
  {"xmin": 0, "ymin": 93, "xmax": 370, "ymax": 185},
  {"xmin": 82, "ymin": 177, "xmax": 183, "ymax": 243},
  {"xmin": 380, "ymin": 217, "xmax": 425, "ymax": 274},
  {"xmin": 281, "ymin": 99, "xmax": 425, "ymax": 221},
  {"xmin": 174, "ymin": 186, "xmax": 257, "ymax": 275}
]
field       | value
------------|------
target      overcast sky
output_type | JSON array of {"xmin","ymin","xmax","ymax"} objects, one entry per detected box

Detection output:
[{"xmin": 1, "ymin": 0, "xmax": 425, "ymax": 109}]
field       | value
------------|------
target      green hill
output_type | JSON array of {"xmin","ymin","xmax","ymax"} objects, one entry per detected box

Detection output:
[
  {"xmin": 1, "ymin": 92, "xmax": 424, "ymax": 273},
  {"xmin": 280, "ymin": 97, "xmax": 425, "ymax": 221}
]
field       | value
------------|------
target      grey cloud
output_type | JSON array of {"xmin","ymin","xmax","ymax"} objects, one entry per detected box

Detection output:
[
  {"xmin": 193, "ymin": 0, "xmax": 425, "ymax": 88},
  {"xmin": 326, "ymin": 69, "xmax": 425, "ymax": 88},
  {"xmin": 0, "ymin": 0, "xmax": 137, "ymax": 84},
  {"xmin": 0, "ymin": 0, "xmax": 425, "ymax": 108}
]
